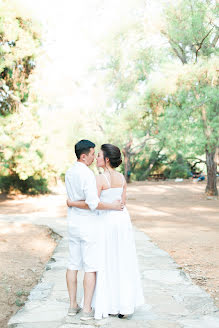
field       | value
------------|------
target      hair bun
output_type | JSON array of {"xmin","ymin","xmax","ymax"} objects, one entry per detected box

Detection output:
[{"xmin": 101, "ymin": 144, "xmax": 122, "ymax": 168}]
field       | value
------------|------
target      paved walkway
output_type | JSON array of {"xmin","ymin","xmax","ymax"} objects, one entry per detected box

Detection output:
[{"xmin": 1, "ymin": 213, "xmax": 219, "ymax": 328}]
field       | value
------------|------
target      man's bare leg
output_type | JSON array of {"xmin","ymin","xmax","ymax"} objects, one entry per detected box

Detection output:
[
  {"xmin": 83, "ymin": 272, "xmax": 96, "ymax": 312},
  {"xmin": 66, "ymin": 269, "xmax": 78, "ymax": 308}
]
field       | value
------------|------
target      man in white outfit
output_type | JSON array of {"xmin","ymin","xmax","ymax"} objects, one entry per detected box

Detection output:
[{"xmin": 65, "ymin": 140, "xmax": 122, "ymax": 321}]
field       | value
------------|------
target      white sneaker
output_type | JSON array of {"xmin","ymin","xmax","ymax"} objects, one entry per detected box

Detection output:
[
  {"xmin": 67, "ymin": 305, "xmax": 81, "ymax": 316},
  {"xmin": 80, "ymin": 309, "xmax": 95, "ymax": 321}
]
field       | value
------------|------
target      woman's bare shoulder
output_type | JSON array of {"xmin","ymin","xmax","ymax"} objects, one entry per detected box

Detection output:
[
  {"xmin": 96, "ymin": 173, "xmax": 105, "ymax": 183},
  {"xmin": 96, "ymin": 173, "xmax": 105, "ymax": 178},
  {"xmin": 119, "ymin": 172, "xmax": 127, "ymax": 185}
]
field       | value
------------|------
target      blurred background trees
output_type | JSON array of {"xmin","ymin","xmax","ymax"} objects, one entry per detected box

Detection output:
[
  {"xmin": 0, "ymin": 0, "xmax": 218, "ymax": 195},
  {"xmin": 95, "ymin": 0, "xmax": 218, "ymax": 195},
  {"xmin": 0, "ymin": 1, "xmax": 54, "ymax": 194},
  {"xmin": 0, "ymin": 1, "xmax": 41, "ymax": 114}
]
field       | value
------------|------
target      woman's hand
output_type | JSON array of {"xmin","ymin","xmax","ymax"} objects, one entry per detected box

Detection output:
[
  {"xmin": 112, "ymin": 200, "xmax": 124, "ymax": 211},
  {"xmin": 66, "ymin": 199, "xmax": 71, "ymax": 207}
]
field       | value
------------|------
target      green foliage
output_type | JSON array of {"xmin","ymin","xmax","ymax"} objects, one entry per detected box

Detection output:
[
  {"xmin": 1, "ymin": 0, "xmax": 218, "ymax": 193},
  {"xmin": 167, "ymin": 154, "xmax": 191, "ymax": 179},
  {"xmin": 15, "ymin": 299, "xmax": 25, "ymax": 307},
  {"xmin": 0, "ymin": 1, "xmax": 41, "ymax": 115},
  {"xmin": 163, "ymin": 0, "xmax": 219, "ymax": 63},
  {"xmin": 95, "ymin": 0, "xmax": 218, "ymax": 190},
  {"xmin": 16, "ymin": 290, "xmax": 28, "ymax": 297},
  {"xmin": 0, "ymin": 110, "xmax": 56, "ymax": 194},
  {"xmin": 152, "ymin": 57, "xmax": 219, "ymax": 156},
  {"xmin": 0, "ymin": 174, "xmax": 49, "ymax": 194},
  {"xmin": 0, "ymin": 2, "xmax": 55, "ymax": 195},
  {"xmin": 131, "ymin": 151, "xmax": 167, "ymax": 180},
  {"xmin": 99, "ymin": 16, "xmax": 158, "ymax": 110}
]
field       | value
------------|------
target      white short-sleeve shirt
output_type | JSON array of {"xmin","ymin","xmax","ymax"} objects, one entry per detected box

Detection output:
[{"xmin": 65, "ymin": 162, "xmax": 100, "ymax": 216}]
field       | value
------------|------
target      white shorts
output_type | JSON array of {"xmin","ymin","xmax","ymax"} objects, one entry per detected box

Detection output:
[{"xmin": 67, "ymin": 213, "xmax": 100, "ymax": 272}]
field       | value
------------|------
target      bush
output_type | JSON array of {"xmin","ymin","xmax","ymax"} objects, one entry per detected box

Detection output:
[
  {"xmin": 0, "ymin": 111, "xmax": 57, "ymax": 194},
  {"xmin": 132, "ymin": 151, "xmax": 168, "ymax": 181},
  {"xmin": 166, "ymin": 154, "xmax": 191, "ymax": 179},
  {"xmin": 0, "ymin": 174, "xmax": 49, "ymax": 195},
  {"xmin": 169, "ymin": 164, "xmax": 190, "ymax": 179}
]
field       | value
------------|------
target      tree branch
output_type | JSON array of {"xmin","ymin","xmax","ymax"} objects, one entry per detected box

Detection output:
[
  {"xmin": 211, "ymin": 28, "xmax": 219, "ymax": 48},
  {"xmin": 144, "ymin": 146, "xmax": 164, "ymax": 177},
  {"xmin": 195, "ymin": 27, "xmax": 215, "ymax": 62},
  {"xmin": 130, "ymin": 136, "xmax": 152, "ymax": 155},
  {"xmin": 161, "ymin": 30, "xmax": 187, "ymax": 64}
]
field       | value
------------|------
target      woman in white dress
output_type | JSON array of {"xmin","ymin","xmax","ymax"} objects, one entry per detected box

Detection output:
[{"xmin": 67, "ymin": 144, "xmax": 144, "ymax": 319}]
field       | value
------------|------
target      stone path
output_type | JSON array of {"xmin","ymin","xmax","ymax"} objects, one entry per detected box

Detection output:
[{"xmin": 1, "ymin": 213, "xmax": 219, "ymax": 328}]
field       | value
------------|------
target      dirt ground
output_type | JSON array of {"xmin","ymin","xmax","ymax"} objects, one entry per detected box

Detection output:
[
  {"xmin": 0, "ymin": 180, "xmax": 218, "ymax": 327},
  {"xmin": 126, "ymin": 180, "xmax": 219, "ymax": 309},
  {"xmin": 0, "ymin": 222, "xmax": 58, "ymax": 328}
]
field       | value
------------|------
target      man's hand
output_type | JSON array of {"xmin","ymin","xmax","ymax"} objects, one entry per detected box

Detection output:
[
  {"xmin": 66, "ymin": 199, "xmax": 71, "ymax": 207},
  {"xmin": 112, "ymin": 200, "xmax": 124, "ymax": 211}
]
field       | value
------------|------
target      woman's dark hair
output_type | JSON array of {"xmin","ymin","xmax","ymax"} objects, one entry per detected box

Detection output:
[
  {"xmin": 101, "ymin": 144, "xmax": 122, "ymax": 168},
  {"xmin": 75, "ymin": 139, "xmax": 95, "ymax": 159}
]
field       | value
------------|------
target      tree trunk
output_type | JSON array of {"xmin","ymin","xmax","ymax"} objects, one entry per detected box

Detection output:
[
  {"xmin": 205, "ymin": 149, "xmax": 218, "ymax": 196},
  {"xmin": 144, "ymin": 148, "xmax": 163, "ymax": 177},
  {"xmin": 122, "ymin": 148, "xmax": 131, "ymax": 183}
]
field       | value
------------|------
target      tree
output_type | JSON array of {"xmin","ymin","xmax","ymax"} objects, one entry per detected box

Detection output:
[
  {"xmin": 0, "ymin": 110, "xmax": 56, "ymax": 194},
  {"xmin": 147, "ymin": 57, "xmax": 219, "ymax": 195},
  {"xmin": 0, "ymin": 1, "xmax": 55, "ymax": 194},
  {"xmin": 155, "ymin": 0, "xmax": 219, "ymax": 195},
  {"xmin": 94, "ymin": 6, "xmax": 164, "ymax": 181},
  {"xmin": 0, "ymin": 1, "xmax": 41, "ymax": 115},
  {"xmin": 162, "ymin": 0, "xmax": 219, "ymax": 64}
]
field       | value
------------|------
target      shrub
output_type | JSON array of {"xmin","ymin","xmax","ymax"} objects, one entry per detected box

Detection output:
[
  {"xmin": 167, "ymin": 154, "xmax": 191, "ymax": 179},
  {"xmin": 0, "ymin": 174, "xmax": 49, "ymax": 195},
  {"xmin": 0, "ymin": 111, "xmax": 57, "ymax": 194}
]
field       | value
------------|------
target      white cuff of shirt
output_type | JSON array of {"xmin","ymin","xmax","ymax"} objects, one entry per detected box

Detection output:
[{"xmin": 85, "ymin": 199, "xmax": 100, "ymax": 211}]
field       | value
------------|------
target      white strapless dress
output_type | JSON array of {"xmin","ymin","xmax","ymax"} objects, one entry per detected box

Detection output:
[{"xmin": 91, "ymin": 187, "xmax": 144, "ymax": 319}]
